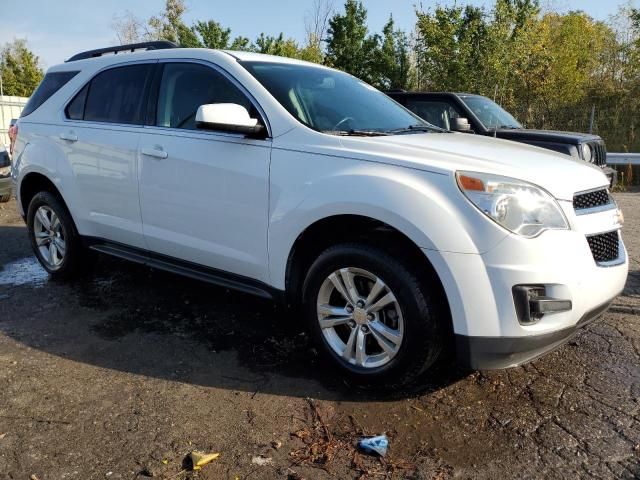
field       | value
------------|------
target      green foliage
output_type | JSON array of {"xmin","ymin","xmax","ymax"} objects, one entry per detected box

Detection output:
[
  {"xmin": 105, "ymin": 0, "xmax": 640, "ymax": 151},
  {"xmin": 376, "ymin": 16, "xmax": 411, "ymax": 90},
  {"xmin": 253, "ymin": 33, "xmax": 301, "ymax": 58},
  {"xmin": 147, "ymin": 0, "xmax": 189, "ymax": 44},
  {"xmin": 0, "ymin": 39, "xmax": 44, "ymax": 97},
  {"xmin": 413, "ymin": 0, "xmax": 640, "ymax": 151},
  {"xmin": 325, "ymin": 0, "xmax": 380, "ymax": 85},
  {"xmin": 192, "ymin": 20, "xmax": 251, "ymax": 51},
  {"xmin": 415, "ymin": 5, "xmax": 489, "ymax": 92}
]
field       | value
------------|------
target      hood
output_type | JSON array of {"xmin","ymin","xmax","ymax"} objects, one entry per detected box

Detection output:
[
  {"xmin": 338, "ymin": 132, "xmax": 608, "ymax": 201},
  {"xmin": 495, "ymin": 128, "xmax": 602, "ymax": 145}
]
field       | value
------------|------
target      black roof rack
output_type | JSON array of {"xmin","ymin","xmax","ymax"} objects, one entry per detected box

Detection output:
[{"xmin": 66, "ymin": 41, "xmax": 178, "ymax": 63}]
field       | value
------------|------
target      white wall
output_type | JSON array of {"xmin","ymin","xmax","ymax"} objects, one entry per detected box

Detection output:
[{"xmin": 0, "ymin": 95, "xmax": 28, "ymax": 148}]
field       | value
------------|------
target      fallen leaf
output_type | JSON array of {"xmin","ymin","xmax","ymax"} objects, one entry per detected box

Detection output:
[{"xmin": 190, "ymin": 451, "xmax": 220, "ymax": 471}]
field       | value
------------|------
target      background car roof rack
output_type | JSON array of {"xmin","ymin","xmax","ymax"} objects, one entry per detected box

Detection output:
[{"xmin": 66, "ymin": 41, "xmax": 178, "ymax": 63}]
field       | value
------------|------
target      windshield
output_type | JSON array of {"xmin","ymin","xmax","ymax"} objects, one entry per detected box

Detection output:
[
  {"xmin": 459, "ymin": 95, "xmax": 522, "ymax": 129},
  {"xmin": 241, "ymin": 61, "xmax": 433, "ymax": 135}
]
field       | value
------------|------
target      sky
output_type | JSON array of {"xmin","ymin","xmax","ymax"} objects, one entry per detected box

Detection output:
[{"xmin": 0, "ymin": 0, "xmax": 635, "ymax": 68}]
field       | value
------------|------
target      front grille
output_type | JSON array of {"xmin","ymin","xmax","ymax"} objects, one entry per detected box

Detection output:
[
  {"xmin": 589, "ymin": 141, "xmax": 607, "ymax": 167},
  {"xmin": 586, "ymin": 231, "xmax": 619, "ymax": 264},
  {"xmin": 573, "ymin": 188, "xmax": 611, "ymax": 211}
]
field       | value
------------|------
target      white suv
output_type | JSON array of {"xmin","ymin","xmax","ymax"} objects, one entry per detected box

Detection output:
[{"xmin": 12, "ymin": 42, "xmax": 628, "ymax": 386}]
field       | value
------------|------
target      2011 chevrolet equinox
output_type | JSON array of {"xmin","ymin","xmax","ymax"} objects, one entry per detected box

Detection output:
[{"xmin": 11, "ymin": 42, "xmax": 628, "ymax": 386}]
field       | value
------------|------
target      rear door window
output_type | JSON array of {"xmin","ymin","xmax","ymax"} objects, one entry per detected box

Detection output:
[
  {"xmin": 21, "ymin": 71, "xmax": 79, "ymax": 117},
  {"xmin": 79, "ymin": 64, "xmax": 153, "ymax": 125}
]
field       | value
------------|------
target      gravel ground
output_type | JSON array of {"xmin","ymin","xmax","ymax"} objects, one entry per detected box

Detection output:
[{"xmin": 0, "ymin": 192, "xmax": 638, "ymax": 480}]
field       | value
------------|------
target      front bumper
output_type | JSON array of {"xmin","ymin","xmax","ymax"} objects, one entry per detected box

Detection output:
[
  {"xmin": 422, "ymin": 199, "xmax": 628, "ymax": 370},
  {"xmin": 455, "ymin": 300, "xmax": 612, "ymax": 369},
  {"xmin": 0, "ymin": 175, "xmax": 12, "ymax": 197},
  {"xmin": 602, "ymin": 166, "xmax": 617, "ymax": 187}
]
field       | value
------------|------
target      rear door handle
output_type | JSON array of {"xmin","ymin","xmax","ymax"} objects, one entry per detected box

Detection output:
[
  {"xmin": 141, "ymin": 147, "xmax": 168, "ymax": 159},
  {"xmin": 59, "ymin": 132, "xmax": 78, "ymax": 142}
]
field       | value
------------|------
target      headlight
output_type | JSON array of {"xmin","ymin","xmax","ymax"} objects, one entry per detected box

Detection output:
[
  {"xmin": 581, "ymin": 143, "xmax": 593, "ymax": 162},
  {"xmin": 456, "ymin": 171, "xmax": 569, "ymax": 238}
]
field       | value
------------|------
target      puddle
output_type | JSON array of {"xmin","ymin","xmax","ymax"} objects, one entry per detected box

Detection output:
[{"xmin": 0, "ymin": 257, "xmax": 49, "ymax": 287}]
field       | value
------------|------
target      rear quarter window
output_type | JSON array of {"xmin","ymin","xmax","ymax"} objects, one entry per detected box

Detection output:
[{"xmin": 21, "ymin": 71, "xmax": 79, "ymax": 117}]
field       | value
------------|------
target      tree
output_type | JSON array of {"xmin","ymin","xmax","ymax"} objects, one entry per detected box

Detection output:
[
  {"xmin": 192, "ymin": 20, "xmax": 250, "ymax": 50},
  {"xmin": 253, "ymin": 33, "xmax": 301, "ymax": 58},
  {"xmin": 112, "ymin": 11, "xmax": 149, "ymax": 44},
  {"xmin": 147, "ymin": 0, "xmax": 201, "ymax": 47},
  {"xmin": 376, "ymin": 16, "xmax": 411, "ymax": 90},
  {"xmin": 325, "ymin": 0, "xmax": 380, "ymax": 84},
  {"xmin": 415, "ymin": 5, "xmax": 491, "ymax": 92},
  {"xmin": 302, "ymin": 0, "xmax": 334, "ymax": 63},
  {"xmin": 0, "ymin": 39, "xmax": 44, "ymax": 97}
]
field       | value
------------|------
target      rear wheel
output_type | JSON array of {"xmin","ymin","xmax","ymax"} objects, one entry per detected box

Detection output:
[
  {"xmin": 0, "ymin": 194, "xmax": 10, "ymax": 203},
  {"xmin": 302, "ymin": 243, "xmax": 446, "ymax": 387},
  {"xmin": 27, "ymin": 191, "xmax": 92, "ymax": 280}
]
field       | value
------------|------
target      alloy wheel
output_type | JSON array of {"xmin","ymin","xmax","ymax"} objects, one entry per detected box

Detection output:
[
  {"xmin": 316, "ymin": 267, "xmax": 404, "ymax": 369},
  {"xmin": 33, "ymin": 205, "xmax": 66, "ymax": 270}
]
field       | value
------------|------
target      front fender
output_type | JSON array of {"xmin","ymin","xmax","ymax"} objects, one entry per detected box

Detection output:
[{"xmin": 268, "ymin": 149, "xmax": 508, "ymax": 290}]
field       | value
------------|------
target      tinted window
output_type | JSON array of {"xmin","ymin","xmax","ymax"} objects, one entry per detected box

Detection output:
[
  {"xmin": 241, "ymin": 61, "xmax": 425, "ymax": 133},
  {"xmin": 405, "ymin": 100, "xmax": 464, "ymax": 130},
  {"xmin": 156, "ymin": 63, "xmax": 252, "ymax": 130},
  {"xmin": 65, "ymin": 84, "xmax": 89, "ymax": 120},
  {"xmin": 459, "ymin": 95, "xmax": 522, "ymax": 129},
  {"xmin": 84, "ymin": 65, "xmax": 152, "ymax": 125},
  {"xmin": 21, "ymin": 71, "xmax": 79, "ymax": 117}
]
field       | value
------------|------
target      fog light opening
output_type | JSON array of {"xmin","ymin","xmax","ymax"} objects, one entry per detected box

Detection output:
[{"xmin": 513, "ymin": 285, "xmax": 572, "ymax": 325}]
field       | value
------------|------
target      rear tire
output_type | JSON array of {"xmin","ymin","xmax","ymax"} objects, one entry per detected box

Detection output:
[
  {"xmin": 0, "ymin": 194, "xmax": 10, "ymax": 203},
  {"xmin": 302, "ymin": 243, "xmax": 446, "ymax": 388},
  {"xmin": 27, "ymin": 191, "xmax": 93, "ymax": 280}
]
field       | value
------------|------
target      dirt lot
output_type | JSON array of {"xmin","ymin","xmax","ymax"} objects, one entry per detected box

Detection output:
[{"xmin": 0, "ymin": 192, "xmax": 639, "ymax": 480}]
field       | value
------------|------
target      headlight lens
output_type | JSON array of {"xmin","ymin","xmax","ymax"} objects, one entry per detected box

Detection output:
[
  {"xmin": 456, "ymin": 171, "xmax": 569, "ymax": 238},
  {"xmin": 582, "ymin": 143, "xmax": 593, "ymax": 162}
]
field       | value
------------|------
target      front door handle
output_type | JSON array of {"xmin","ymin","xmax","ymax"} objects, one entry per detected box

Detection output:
[
  {"xmin": 59, "ymin": 132, "xmax": 78, "ymax": 142},
  {"xmin": 141, "ymin": 147, "xmax": 168, "ymax": 159}
]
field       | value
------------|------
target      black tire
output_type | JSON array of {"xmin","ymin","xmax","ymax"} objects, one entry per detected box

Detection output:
[
  {"xmin": 27, "ymin": 191, "xmax": 93, "ymax": 280},
  {"xmin": 0, "ymin": 193, "xmax": 11, "ymax": 203},
  {"xmin": 302, "ymin": 243, "xmax": 446, "ymax": 388}
]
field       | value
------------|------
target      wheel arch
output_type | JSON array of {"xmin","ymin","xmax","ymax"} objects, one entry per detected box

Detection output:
[
  {"xmin": 19, "ymin": 172, "xmax": 66, "ymax": 215},
  {"xmin": 283, "ymin": 214, "xmax": 452, "ymax": 330}
]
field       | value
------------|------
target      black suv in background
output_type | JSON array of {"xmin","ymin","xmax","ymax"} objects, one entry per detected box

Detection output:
[{"xmin": 387, "ymin": 91, "xmax": 616, "ymax": 185}]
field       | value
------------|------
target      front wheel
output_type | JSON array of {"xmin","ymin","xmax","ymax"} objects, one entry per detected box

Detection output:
[{"xmin": 302, "ymin": 243, "xmax": 446, "ymax": 387}]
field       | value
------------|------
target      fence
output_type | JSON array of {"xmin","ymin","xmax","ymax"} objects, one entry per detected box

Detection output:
[
  {"xmin": 608, "ymin": 153, "xmax": 640, "ymax": 186},
  {"xmin": 0, "ymin": 95, "xmax": 28, "ymax": 148}
]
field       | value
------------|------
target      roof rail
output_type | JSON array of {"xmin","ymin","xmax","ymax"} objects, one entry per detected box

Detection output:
[{"xmin": 66, "ymin": 41, "xmax": 178, "ymax": 63}]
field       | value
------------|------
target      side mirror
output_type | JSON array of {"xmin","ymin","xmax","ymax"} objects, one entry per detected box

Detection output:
[
  {"xmin": 451, "ymin": 117, "xmax": 472, "ymax": 133},
  {"xmin": 196, "ymin": 104, "xmax": 266, "ymax": 137}
]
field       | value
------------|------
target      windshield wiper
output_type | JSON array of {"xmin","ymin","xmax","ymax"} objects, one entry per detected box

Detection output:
[
  {"xmin": 496, "ymin": 125, "xmax": 520, "ymax": 129},
  {"xmin": 386, "ymin": 124, "xmax": 443, "ymax": 134},
  {"xmin": 324, "ymin": 129, "xmax": 390, "ymax": 137}
]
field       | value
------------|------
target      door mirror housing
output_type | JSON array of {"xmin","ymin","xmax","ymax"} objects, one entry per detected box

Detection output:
[
  {"xmin": 196, "ymin": 104, "xmax": 266, "ymax": 137},
  {"xmin": 451, "ymin": 117, "xmax": 472, "ymax": 133}
]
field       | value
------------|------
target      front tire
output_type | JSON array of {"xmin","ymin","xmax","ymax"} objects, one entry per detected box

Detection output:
[
  {"xmin": 302, "ymin": 243, "xmax": 445, "ymax": 387},
  {"xmin": 27, "ymin": 191, "xmax": 91, "ymax": 280}
]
